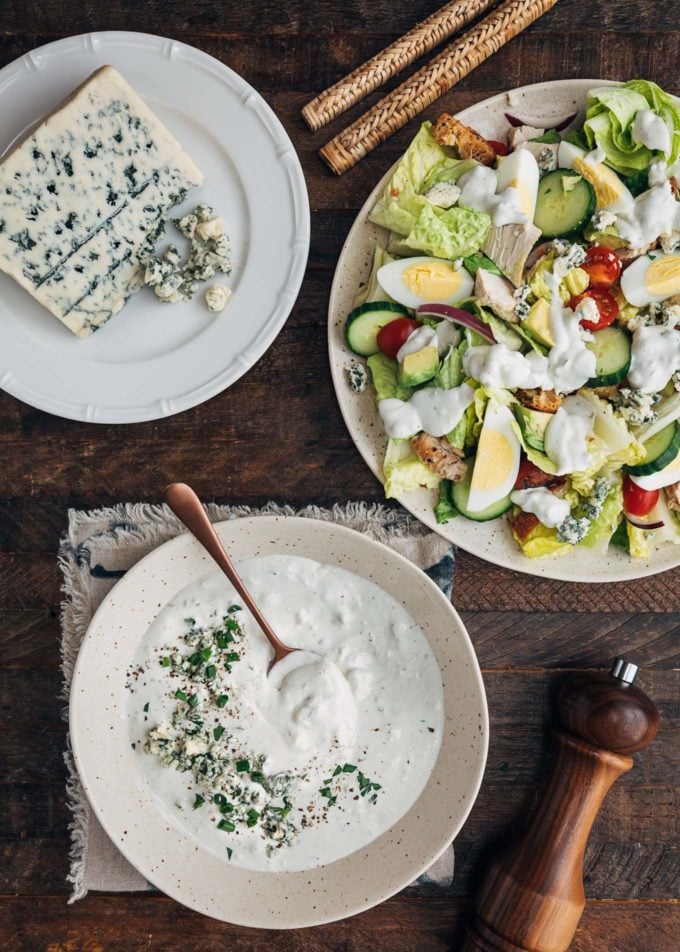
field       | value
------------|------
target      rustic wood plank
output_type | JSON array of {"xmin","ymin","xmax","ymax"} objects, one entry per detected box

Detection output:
[{"xmin": 0, "ymin": 894, "xmax": 678, "ymax": 951}]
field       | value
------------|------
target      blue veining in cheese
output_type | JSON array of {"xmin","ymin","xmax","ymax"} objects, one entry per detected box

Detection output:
[{"xmin": 0, "ymin": 65, "xmax": 203, "ymax": 337}]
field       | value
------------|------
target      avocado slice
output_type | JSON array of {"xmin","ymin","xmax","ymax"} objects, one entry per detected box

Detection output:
[
  {"xmin": 513, "ymin": 404, "xmax": 553, "ymax": 452},
  {"xmin": 398, "ymin": 345, "xmax": 439, "ymax": 387},
  {"xmin": 523, "ymin": 298, "xmax": 555, "ymax": 348}
]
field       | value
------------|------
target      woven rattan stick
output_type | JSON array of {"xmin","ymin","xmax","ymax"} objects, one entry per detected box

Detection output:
[
  {"xmin": 320, "ymin": 0, "xmax": 559, "ymax": 175},
  {"xmin": 302, "ymin": 0, "xmax": 495, "ymax": 132}
]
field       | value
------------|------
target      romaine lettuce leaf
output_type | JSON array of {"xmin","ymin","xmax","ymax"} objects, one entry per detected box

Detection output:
[
  {"xmin": 584, "ymin": 80, "xmax": 680, "ymax": 175},
  {"xmin": 581, "ymin": 481, "xmax": 624, "ymax": 548},
  {"xmin": 404, "ymin": 204, "xmax": 491, "ymax": 261},
  {"xmin": 462, "ymin": 253, "xmax": 502, "ymax": 278},
  {"xmin": 367, "ymin": 353, "xmax": 413, "ymax": 401},
  {"xmin": 512, "ymin": 520, "xmax": 572, "ymax": 559},
  {"xmin": 434, "ymin": 480, "xmax": 458, "ymax": 523},
  {"xmin": 435, "ymin": 342, "xmax": 464, "ymax": 389},
  {"xmin": 382, "ymin": 439, "xmax": 440, "ymax": 498},
  {"xmin": 355, "ymin": 245, "xmax": 397, "ymax": 308},
  {"xmin": 369, "ymin": 123, "xmax": 453, "ymax": 237}
]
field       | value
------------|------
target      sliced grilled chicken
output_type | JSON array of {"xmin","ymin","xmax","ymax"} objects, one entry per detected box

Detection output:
[
  {"xmin": 483, "ymin": 221, "xmax": 542, "ymax": 286},
  {"xmin": 410, "ymin": 434, "xmax": 468, "ymax": 481},
  {"xmin": 474, "ymin": 269, "xmax": 518, "ymax": 323},
  {"xmin": 665, "ymin": 482, "xmax": 680, "ymax": 510}
]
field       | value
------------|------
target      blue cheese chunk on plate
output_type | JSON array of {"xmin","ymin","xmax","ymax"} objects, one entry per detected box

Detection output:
[{"xmin": 0, "ymin": 65, "xmax": 203, "ymax": 337}]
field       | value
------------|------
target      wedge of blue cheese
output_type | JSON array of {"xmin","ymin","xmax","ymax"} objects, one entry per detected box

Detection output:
[{"xmin": 0, "ymin": 65, "xmax": 203, "ymax": 337}]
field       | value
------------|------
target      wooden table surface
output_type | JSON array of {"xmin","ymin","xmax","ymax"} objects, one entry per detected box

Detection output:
[{"xmin": 1, "ymin": 1, "xmax": 679, "ymax": 949}]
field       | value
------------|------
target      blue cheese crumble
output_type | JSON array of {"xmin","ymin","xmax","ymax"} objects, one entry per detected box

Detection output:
[
  {"xmin": 557, "ymin": 477, "xmax": 611, "ymax": 543},
  {"xmin": 347, "ymin": 362, "xmax": 368, "ymax": 392}
]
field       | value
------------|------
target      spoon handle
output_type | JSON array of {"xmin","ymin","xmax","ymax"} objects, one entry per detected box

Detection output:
[{"xmin": 165, "ymin": 483, "xmax": 293, "ymax": 663}]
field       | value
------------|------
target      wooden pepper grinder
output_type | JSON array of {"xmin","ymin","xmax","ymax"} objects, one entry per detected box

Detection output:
[{"xmin": 462, "ymin": 658, "xmax": 660, "ymax": 952}]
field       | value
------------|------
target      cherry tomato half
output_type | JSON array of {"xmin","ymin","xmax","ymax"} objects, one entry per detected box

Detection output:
[
  {"xmin": 582, "ymin": 245, "xmax": 622, "ymax": 289},
  {"xmin": 486, "ymin": 139, "xmax": 509, "ymax": 156},
  {"xmin": 569, "ymin": 289, "xmax": 619, "ymax": 332},
  {"xmin": 376, "ymin": 317, "xmax": 421, "ymax": 360},
  {"xmin": 623, "ymin": 474, "xmax": 659, "ymax": 518}
]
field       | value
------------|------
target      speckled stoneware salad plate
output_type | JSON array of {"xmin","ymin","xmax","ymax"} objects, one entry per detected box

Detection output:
[
  {"xmin": 328, "ymin": 79, "xmax": 680, "ymax": 583},
  {"xmin": 70, "ymin": 516, "xmax": 488, "ymax": 927}
]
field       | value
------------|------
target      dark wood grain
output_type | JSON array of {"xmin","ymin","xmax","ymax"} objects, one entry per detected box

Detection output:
[{"xmin": 1, "ymin": 0, "xmax": 679, "ymax": 949}]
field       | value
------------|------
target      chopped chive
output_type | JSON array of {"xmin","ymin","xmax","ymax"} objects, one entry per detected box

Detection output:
[
  {"xmin": 342, "ymin": 763, "xmax": 357, "ymax": 773},
  {"xmin": 216, "ymin": 694, "xmax": 229, "ymax": 708},
  {"xmin": 372, "ymin": 783, "xmax": 382, "ymax": 790},
  {"xmin": 217, "ymin": 818, "xmax": 235, "ymax": 832},
  {"xmin": 160, "ymin": 656, "xmax": 171, "ymax": 667},
  {"xmin": 227, "ymin": 605, "xmax": 241, "ymax": 614},
  {"xmin": 188, "ymin": 651, "xmax": 203, "ymax": 666},
  {"xmin": 226, "ymin": 847, "xmax": 233, "ymax": 860},
  {"xmin": 215, "ymin": 631, "xmax": 234, "ymax": 649},
  {"xmin": 225, "ymin": 618, "xmax": 239, "ymax": 631},
  {"xmin": 175, "ymin": 689, "xmax": 188, "ymax": 702},
  {"xmin": 204, "ymin": 664, "xmax": 216, "ymax": 679},
  {"xmin": 213, "ymin": 793, "xmax": 226, "ymax": 807},
  {"xmin": 193, "ymin": 794, "xmax": 205, "ymax": 810},
  {"xmin": 200, "ymin": 647, "xmax": 212, "ymax": 661},
  {"xmin": 332, "ymin": 765, "xmax": 342, "ymax": 777},
  {"xmin": 143, "ymin": 702, "xmax": 149, "ymax": 713},
  {"xmin": 246, "ymin": 808, "xmax": 260, "ymax": 827},
  {"xmin": 236, "ymin": 759, "xmax": 249, "ymax": 773},
  {"xmin": 131, "ymin": 742, "xmax": 136, "ymax": 750},
  {"xmin": 225, "ymin": 652, "xmax": 240, "ymax": 663},
  {"xmin": 184, "ymin": 617, "xmax": 196, "ymax": 626},
  {"xmin": 213, "ymin": 726, "xmax": 225, "ymax": 741},
  {"xmin": 250, "ymin": 770, "xmax": 264, "ymax": 784},
  {"xmin": 188, "ymin": 694, "xmax": 199, "ymax": 709},
  {"xmin": 369, "ymin": 793, "xmax": 378, "ymax": 804},
  {"xmin": 320, "ymin": 787, "xmax": 332, "ymax": 798}
]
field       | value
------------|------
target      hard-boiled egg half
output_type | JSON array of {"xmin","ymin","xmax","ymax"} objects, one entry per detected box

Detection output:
[
  {"xmin": 496, "ymin": 149, "xmax": 539, "ymax": 221},
  {"xmin": 558, "ymin": 141, "xmax": 633, "ymax": 212},
  {"xmin": 621, "ymin": 250, "xmax": 680, "ymax": 306},
  {"xmin": 377, "ymin": 256, "xmax": 473, "ymax": 310},
  {"xmin": 467, "ymin": 402, "xmax": 521, "ymax": 512}
]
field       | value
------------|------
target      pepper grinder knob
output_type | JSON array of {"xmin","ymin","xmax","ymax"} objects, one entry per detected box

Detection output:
[{"xmin": 462, "ymin": 658, "xmax": 660, "ymax": 952}]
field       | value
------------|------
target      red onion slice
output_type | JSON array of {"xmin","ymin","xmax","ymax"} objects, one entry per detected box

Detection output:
[
  {"xmin": 625, "ymin": 515, "xmax": 665, "ymax": 531},
  {"xmin": 504, "ymin": 111, "xmax": 577, "ymax": 132},
  {"xmin": 416, "ymin": 304, "xmax": 496, "ymax": 343}
]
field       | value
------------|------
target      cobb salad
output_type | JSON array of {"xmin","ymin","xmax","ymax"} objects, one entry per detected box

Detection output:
[{"xmin": 344, "ymin": 79, "xmax": 680, "ymax": 560}]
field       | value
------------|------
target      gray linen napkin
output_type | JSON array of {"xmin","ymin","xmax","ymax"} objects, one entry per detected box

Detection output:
[{"xmin": 59, "ymin": 501, "xmax": 456, "ymax": 901}]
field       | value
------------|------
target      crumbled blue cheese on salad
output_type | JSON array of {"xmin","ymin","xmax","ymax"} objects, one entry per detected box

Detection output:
[{"xmin": 347, "ymin": 362, "xmax": 368, "ymax": 392}]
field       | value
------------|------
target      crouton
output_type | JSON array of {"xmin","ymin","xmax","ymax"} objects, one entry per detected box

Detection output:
[
  {"xmin": 516, "ymin": 388, "xmax": 563, "ymax": 413},
  {"xmin": 432, "ymin": 114, "xmax": 496, "ymax": 166},
  {"xmin": 509, "ymin": 510, "xmax": 540, "ymax": 543},
  {"xmin": 410, "ymin": 434, "xmax": 468, "ymax": 482}
]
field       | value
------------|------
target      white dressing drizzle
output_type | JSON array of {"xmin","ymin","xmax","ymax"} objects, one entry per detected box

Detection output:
[
  {"xmin": 457, "ymin": 166, "xmax": 527, "ymax": 227},
  {"xmin": 510, "ymin": 487, "xmax": 570, "ymax": 528},
  {"xmin": 628, "ymin": 325, "xmax": 680, "ymax": 393},
  {"xmin": 379, "ymin": 383, "xmax": 475, "ymax": 438},
  {"xmin": 544, "ymin": 394, "xmax": 596, "ymax": 474},
  {"xmin": 632, "ymin": 109, "xmax": 671, "ymax": 155}
]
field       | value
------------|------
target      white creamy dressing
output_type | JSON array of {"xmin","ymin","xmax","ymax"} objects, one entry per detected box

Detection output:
[
  {"xmin": 632, "ymin": 109, "xmax": 671, "ymax": 155},
  {"xmin": 628, "ymin": 324, "xmax": 680, "ymax": 393},
  {"xmin": 462, "ymin": 343, "xmax": 551, "ymax": 390},
  {"xmin": 396, "ymin": 323, "xmax": 461, "ymax": 363},
  {"xmin": 614, "ymin": 177, "xmax": 680, "ymax": 247},
  {"xmin": 457, "ymin": 166, "xmax": 527, "ymax": 227},
  {"xmin": 543, "ymin": 270, "xmax": 597, "ymax": 394},
  {"xmin": 573, "ymin": 295, "xmax": 599, "ymax": 328},
  {"xmin": 379, "ymin": 383, "xmax": 475, "ymax": 438},
  {"xmin": 510, "ymin": 487, "xmax": 570, "ymax": 528},
  {"xmin": 544, "ymin": 395, "xmax": 596, "ymax": 474},
  {"xmin": 129, "ymin": 556, "xmax": 444, "ymax": 873},
  {"xmin": 583, "ymin": 146, "xmax": 607, "ymax": 166}
]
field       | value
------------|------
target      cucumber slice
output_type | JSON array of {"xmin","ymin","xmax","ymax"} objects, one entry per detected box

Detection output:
[
  {"xmin": 533, "ymin": 169, "xmax": 596, "ymax": 238},
  {"xmin": 344, "ymin": 302, "xmax": 406, "ymax": 356},
  {"xmin": 586, "ymin": 325, "xmax": 631, "ymax": 387},
  {"xmin": 626, "ymin": 422, "xmax": 680, "ymax": 477},
  {"xmin": 450, "ymin": 458, "xmax": 513, "ymax": 522}
]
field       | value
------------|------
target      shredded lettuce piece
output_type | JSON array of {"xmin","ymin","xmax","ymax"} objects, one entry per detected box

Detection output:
[
  {"xmin": 355, "ymin": 246, "xmax": 397, "ymax": 308},
  {"xmin": 581, "ymin": 481, "xmax": 624, "ymax": 548},
  {"xmin": 404, "ymin": 203, "xmax": 491, "ymax": 260},
  {"xmin": 512, "ymin": 521, "xmax": 573, "ymax": 559},
  {"xmin": 584, "ymin": 80, "xmax": 680, "ymax": 175},
  {"xmin": 434, "ymin": 480, "xmax": 458, "ymax": 523},
  {"xmin": 462, "ymin": 253, "xmax": 502, "ymax": 278},
  {"xmin": 626, "ymin": 522, "xmax": 652, "ymax": 559},
  {"xmin": 367, "ymin": 353, "xmax": 413, "ymax": 402},
  {"xmin": 435, "ymin": 342, "xmax": 464, "ymax": 389},
  {"xmin": 382, "ymin": 439, "xmax": 440, "ymax": 499}
]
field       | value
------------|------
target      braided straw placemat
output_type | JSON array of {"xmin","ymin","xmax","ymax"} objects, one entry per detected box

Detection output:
[
  {"xmin": 320, "ymin": 0, "xmax": 559, "ymax": 175},
  {"xmin": 302, "ymin": 0, "xmax": 494, "ymax": 131}
]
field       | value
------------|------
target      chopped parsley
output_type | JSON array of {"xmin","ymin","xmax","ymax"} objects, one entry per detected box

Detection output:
[
  {"xmin": 193, "ymin": 794, "xmax": 205, "ymax": 810},
  {"xmin": 143, "ymin": 702, "xmax": 149, "ymax": 713},
  {"xmin": 213, "ymin": 726, "xmax": 225, "ymax": 741},
  {"xmin": 217, "ymin": 818, "xmax": 235, "ymax": 832},
  {"xmin": 216, "ymin": 694, "xmax": 229, "ymax": 708},
  {"xmin": 235, "ymin": 759, "xmax": 250, "ymax": 773}
]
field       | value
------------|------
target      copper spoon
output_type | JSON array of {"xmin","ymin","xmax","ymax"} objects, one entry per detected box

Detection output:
[{"xmin": 165, "ymin": 482, "xmax": 299, "ymax": 672}]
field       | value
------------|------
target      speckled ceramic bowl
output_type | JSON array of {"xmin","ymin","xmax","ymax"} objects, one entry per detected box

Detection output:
[
  {"xmin": 70, "ymin": 516, "xmax": 488, "ymax": 927},
  {"xmin": 328, "ymin": 79, "xmax": 680, "ymax": 583}
]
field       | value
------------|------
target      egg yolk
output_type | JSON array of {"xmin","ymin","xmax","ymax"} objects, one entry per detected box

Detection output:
[
  {"xmin": 401, "ymin": 261, "xmax": 462, "ymax": 301},
  {"xmin": 471, "ymin": 430, "xmax": 514, "ymax": 490},
  {"xmin": 645, "ymin": 255, "xmax": 680, "ymax": 297},
  {"xmin": 507, "ymin": 179, "xmax": 533, "ymax": 218}
]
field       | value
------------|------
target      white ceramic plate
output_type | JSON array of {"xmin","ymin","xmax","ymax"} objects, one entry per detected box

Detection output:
[
  {"xmin": 329, "ymin": 79, "xmax": 680, "ymax": 583},
  {"xmin": 0, "ymin": 32, "xmax": 309, "ymax": 423},
  {"xmin": 70, "ymin": 516, "xmax": 488, "ymax": 927}
]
